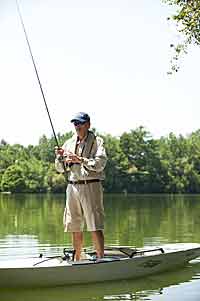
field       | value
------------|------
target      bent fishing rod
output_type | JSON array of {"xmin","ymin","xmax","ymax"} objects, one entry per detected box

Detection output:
[{"xmin": 16, "ymin": 0, "xmax": 60, "ymax": 148}]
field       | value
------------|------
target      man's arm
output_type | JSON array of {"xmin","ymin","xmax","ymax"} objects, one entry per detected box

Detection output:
[{"xmin": 80, "ymin": 137, "xmax": 107, "ymax": 172}]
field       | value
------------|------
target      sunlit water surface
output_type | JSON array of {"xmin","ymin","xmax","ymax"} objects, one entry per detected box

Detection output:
[{"xmin": 0, "ymin": 193, "xmax": 200, "ymax": 300}]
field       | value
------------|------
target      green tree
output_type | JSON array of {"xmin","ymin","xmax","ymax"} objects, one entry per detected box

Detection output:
[
  {"xmin": 46, "ymin": 163, "xmax": 66, "ymax": 193},
  {"xmin": 103, "ymin": 134, "xmax": 128, "ymax": 192},
  {"xmin": 1, "ymin": 164, "xmax": 26, "ymax": 192},
  {"xmin": 120, "ymin": 127, "xmax": 162, "ymax": 192},
  {"xmin": 1, "ymin": 128, "xmax": 200, "ymax": 193},
  {"xmin": 158, "ymin": 133, "xmax": 198, "ymax": 192},
  {"xmin": 23, "ymin": 158, "xmax": 48, "ymax": 192},
  {"xmin": 31, "ymin": 132, "xmax": 73, "ymax": 163},
  {"xmin": 164, "ymin": 0, "xmax": 200, "ymax": 73},
  {"xmin": 186, "ymin": 130, "xmax": 200, "ymax": 192}
]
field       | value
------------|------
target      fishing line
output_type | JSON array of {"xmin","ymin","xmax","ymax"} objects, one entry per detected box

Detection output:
[{"xmin": 15, "ymin": 0, "xmax": 59, "ymax": 148}]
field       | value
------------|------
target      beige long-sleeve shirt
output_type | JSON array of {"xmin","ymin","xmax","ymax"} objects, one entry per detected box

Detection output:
[{"xmin": 55, "ymin": 132, "xmax": 107, "ymax": 181}]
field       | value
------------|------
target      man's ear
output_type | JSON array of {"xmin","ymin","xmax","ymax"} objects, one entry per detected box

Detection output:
[{"xmin": 86, "ymin": 122, "xmax": 91, "ymax": 129}]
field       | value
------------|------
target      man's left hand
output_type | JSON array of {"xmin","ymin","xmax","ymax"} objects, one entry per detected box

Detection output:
[{"xmin": 67, "ymin": 152, "xmax": 82, "ymax": 164}]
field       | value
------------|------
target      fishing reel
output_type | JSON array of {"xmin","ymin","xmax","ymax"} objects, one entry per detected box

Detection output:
[
  {"xmin": 56, "ymin": 148, "xmax": 80, "ymax": 168},
  {"xmin": 57, "ymin": 156, "xmax": 76, "ymax": 168},
  {"xmin": 57, "ymin": 154, "xmax": 68, "ymax": 163},
  {"xmin": 55, "ymin": 147, "xmax": 68, "ymax": 163}
]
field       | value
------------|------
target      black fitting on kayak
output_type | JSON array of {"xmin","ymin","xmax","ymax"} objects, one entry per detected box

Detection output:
[
  {"xmin": 63, "ymin": 248, "xmax": 76, "ymax": 261},
  {"xmin": 72, "ymin": 250, "xmax": 76, "ymax": 261},
  {"xmin": 129, "ymin": 247, "xmax": 165, "ymax": 258},
  {"xmin": 62, "ymin": 253, "xmax": 71, "ymax": 261}
]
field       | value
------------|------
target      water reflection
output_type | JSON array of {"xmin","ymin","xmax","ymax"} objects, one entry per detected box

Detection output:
[
  {"xmin": 1, "ymin": 193, "xmax": 200, "ymax": 300},
  {"xmin": 1, "ymin": 193, "xmax": 200, "ymax": 258},
  {"xmin": 105, "ymin": 194, "xmax": 200, "ymax": 246}
]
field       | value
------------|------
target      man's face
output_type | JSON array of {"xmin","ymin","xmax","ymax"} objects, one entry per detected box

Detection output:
[{"xmin": 73, "ymin": 121, "xmax": 90, "ymax": 137}]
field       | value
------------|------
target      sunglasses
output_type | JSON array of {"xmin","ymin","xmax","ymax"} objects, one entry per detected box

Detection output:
[{"xmin": 73, "ymin": 121, "xmax": 86, "ymax": 126}]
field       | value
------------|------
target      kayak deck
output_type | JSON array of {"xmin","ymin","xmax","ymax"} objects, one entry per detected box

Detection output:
[
  {"xmin": 1, "ymin": 243, "xmax": 200, "ymax": 268},
  {"xmin": 0, "ymin": 243, "xmax": 200, "ymax": 288}
]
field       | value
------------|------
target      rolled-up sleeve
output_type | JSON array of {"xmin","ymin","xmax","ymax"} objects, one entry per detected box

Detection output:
[{"xmin": 82, "ymin": 137, "xmax": 107, "ymax": 172}]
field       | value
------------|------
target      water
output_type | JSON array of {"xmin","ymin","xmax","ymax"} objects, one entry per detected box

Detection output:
[{"xmin": 0, "ymin": 193, "xmax": 200, "ymax": 300}]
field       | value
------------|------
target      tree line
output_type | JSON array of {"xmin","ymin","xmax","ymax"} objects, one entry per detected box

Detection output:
[{"xmin": 1, "ymin": 127, "xmax": 200, "ymax": 193}]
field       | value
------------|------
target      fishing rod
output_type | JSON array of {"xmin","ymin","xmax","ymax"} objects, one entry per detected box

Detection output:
[{"xmin": 15, "ymin": 0, "xmax": 60, "ymax": 148}]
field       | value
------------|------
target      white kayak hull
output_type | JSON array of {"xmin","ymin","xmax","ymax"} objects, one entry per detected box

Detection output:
[{"xmin": 1, "ymin": 243, "xmax": 200, "ymax": 288}]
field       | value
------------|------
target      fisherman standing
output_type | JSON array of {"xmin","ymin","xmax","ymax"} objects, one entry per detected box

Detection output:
[{"xmin": 55, "ymin": 112, "xmax": 107, "ymax": 261}]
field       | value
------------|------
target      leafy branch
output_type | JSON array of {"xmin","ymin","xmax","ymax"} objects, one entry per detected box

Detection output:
[{"xmin": 164, "ymin": 0, "xmax": 200, "ymax": 74}]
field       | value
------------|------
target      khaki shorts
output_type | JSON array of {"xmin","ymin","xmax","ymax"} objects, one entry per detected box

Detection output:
[{"xmin": 63, "ymin": 182, "xmax": 104, "ymax": 232}]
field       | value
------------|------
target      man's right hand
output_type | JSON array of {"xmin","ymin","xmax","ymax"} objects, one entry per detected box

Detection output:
[
  {"xmin": 55, "ymin": 146, "xmax": 64, "ymax": 156},
  {"xmin": 55, "ymin": 147, "xmax": 74, "ymax": 164}
]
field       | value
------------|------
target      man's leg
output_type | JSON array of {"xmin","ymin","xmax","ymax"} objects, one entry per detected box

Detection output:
[
  {"xmin": 72, "ymin": 232, "xmax": 83, "ymax": 261},
  {"xmin": 91, "ymin": 230, "xmax": 104, "ymax": 258}
]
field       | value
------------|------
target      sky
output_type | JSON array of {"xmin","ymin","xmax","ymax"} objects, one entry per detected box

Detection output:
[{"xmin": 0, "ymin": 0, "xmax": 200, "ymax": 146}]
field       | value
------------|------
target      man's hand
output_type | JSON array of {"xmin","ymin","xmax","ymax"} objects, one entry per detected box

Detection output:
[
  {"xmin": 67, "ymin": 152, "xmax": 83, "ymax": 164},
  {"xmin": 55, "ymin": 147, "xmax": 83, "ymax": 164},
  {"xmin": 55, "ymin": 146, "xmax": 64, "ymax": 156}
]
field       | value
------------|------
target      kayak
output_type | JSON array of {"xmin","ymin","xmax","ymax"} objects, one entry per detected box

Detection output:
[{"xmin": 0, "ymin": 243, "xmax": 200, "ymax": 288}]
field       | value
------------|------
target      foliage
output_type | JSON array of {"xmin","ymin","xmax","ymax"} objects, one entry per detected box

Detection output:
[
  {"xmin": 103, "ymin": 134, "xmax": 127, "ymax": 192},
  {"xmin": 46, "ymin": 163, "xmax": 66, "ymax": 193},
  {"xmin": 1, "ymin": 164, "xmax": 26, "ymax": 192},
  {"xmin": 1, "ymin": 128, "xmax": 200, "ymax": 193},
  {"xmin": 164, "ymin": 0, "xmax": 200, "ymax": 73}
]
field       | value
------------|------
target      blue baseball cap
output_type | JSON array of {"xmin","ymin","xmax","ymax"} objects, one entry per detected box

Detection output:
[{"xmin": 71, "ymin": 112, "xmax": 90, "ymax": 123}]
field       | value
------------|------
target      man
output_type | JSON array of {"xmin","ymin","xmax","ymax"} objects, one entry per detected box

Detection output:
[{"xmin": 55, "ymin": 112, "xmax": 107, "ymax": 261}]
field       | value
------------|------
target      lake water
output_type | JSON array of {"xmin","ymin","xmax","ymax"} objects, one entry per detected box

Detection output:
[{"xmin": 0, "ymin": 193, "xmax": 200, "ymax": 300}]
